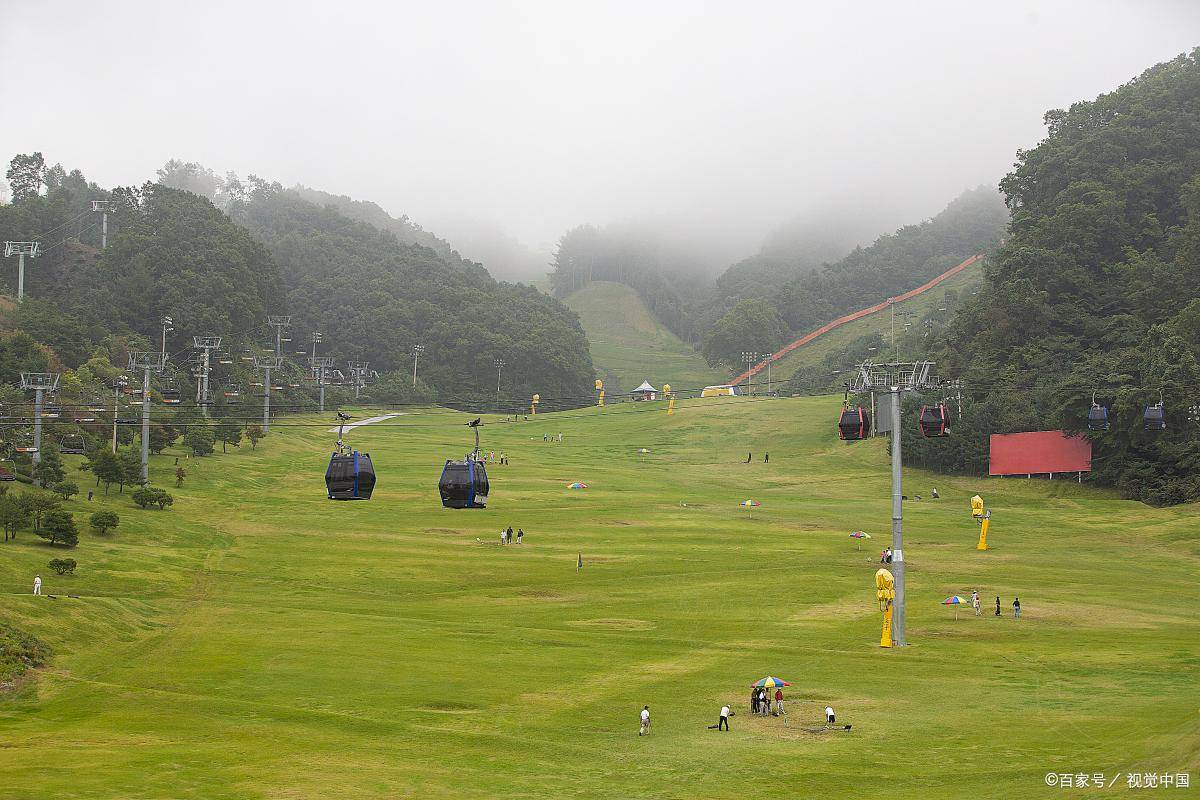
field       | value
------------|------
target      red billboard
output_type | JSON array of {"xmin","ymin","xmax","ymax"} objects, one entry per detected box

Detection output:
[{"xmin": 989, "ymin": 431, "xmax": 1092, "ymax": 476}]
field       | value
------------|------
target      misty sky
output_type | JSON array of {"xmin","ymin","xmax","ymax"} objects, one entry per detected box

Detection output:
[{"xmin": 2, "ymin": 1, "xmax": 1198, "ymax": 262}]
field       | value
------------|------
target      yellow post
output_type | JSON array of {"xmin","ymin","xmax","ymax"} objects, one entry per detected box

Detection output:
[
  {"xmin": 977, "ymin": 512, "xmax": 990, "ymax": 550},
  {"xmin": 876, "ymin": 568, "xmax": 895, "ymax": 648},
  {"xmin": 595, "ymin": 379, "xmax": 604, "ymax": 407},
  {"xmin": 663, "ymin": 383, "xmax": 675, "ymax": 415},
  {"xmin": 531, "ymin": 393, "xmax": 540, "ymax": 415}
]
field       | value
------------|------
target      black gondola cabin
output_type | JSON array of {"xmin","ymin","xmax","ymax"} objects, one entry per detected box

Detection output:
[
  {"xmin": 1087, "ymin": 403, "xmax": 1110, "ymax": 431},
  {"xmin": 838, "ymin": 406, "xmax": 871, "ymax": 440},
  {"xmin": 919, "ymin": 404, "xmax": 949, "ymax": 437},
  {"xmin": 439, "ymin": 459, "xmax": 489, "ymax": 508},
  {"xmin": 1143, "ymin": 403, "xmax": 1166, "ymax": 431},
  {"xmin": 325, "ymin": 451, "xmax": 376, "ymax": 500}
]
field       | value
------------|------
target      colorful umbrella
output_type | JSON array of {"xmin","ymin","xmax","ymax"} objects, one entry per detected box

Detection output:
[
  {"xmin": 637, "ymin": 448, "xmax": 650, "ymax": 462},
  {"xmin": 740, "ymin": 499, "xmax": 760, "ymax": 518},
  {"xmin": 849, "ymin": 530, "xmax": 871, "ymax": 549},
  {"xmin": 942, "ymin": 595, "xmax": 967, "ymax": 620},
  {"xmin": 568, "ymin": 482, "xmax": 588, "ymax": 489},
  {"xmin": 751, "ymin": 677, "xmax": 792, "ymax": 689}
]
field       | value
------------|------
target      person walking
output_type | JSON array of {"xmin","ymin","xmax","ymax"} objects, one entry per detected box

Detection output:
[
  {"xmin": 764, "ymin": 452, "xmax": 769, "ymax": 463},
  {"xmin": 500, "ymin": 529, "xmax": 507, "ymax": 545},
  {"xmin": 506, "ymin": 526, "xmax": 514, "ymax": 545},
  {"xmin": 1013, "ymin": 597, "xmax": 1021, "ymax": 618},
  {"xmin": 972, "ymin": 590, "xmax": 981, "ymax": 617},
  {"xmin": 516, "ymin": 528, "xmax": 524, "ymax": 545},
  {"xmin": 774, "ymin": 688, "xmax": 784, "ymax": 716},
  {"xmin": 825, "ymin": 706, "xmax": 836, "ymax": 726},
  {"xmin": 639, "ymin": 705, "xmax": 651, "ymax": 736},
  {"xmin": 995, "ymin": 596, "xmax": 1002, "ymax": 617},
  {"xmin": 718, "ymin": 704, "xmax": 730, "ymax": 731},
  {"xmin": 33, "ymin": 574, "xmax": 42, "ymax": 596}
]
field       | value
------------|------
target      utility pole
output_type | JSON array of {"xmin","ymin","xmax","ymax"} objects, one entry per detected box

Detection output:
[
  {"xmin": 766, "ymin": 356, "xmax": 773, "ymax": 395},
  {"xmin": 411, "ymin": 344, "xmax": 424, "ymax": 387},
  {"xmin": 851, "ymin": 360, "xmax": 938, "ymax": 648},
  {"xmin": 160, "ymin": 316, "xmax": 173, "ymax": 365},
  {"xmin": 111, "ymin": 374, "xmax": 129, "ymax": 452},
  {"xmin": 128, "ymin": 352, "xmax": 165, "ymax": 484},
  {"xmin": 494, "ymin": 358, "xmax": 504, "ymax": 395},
  {"xmin": 192, "ymin": 336, "xmax": 222, "ymax": 417},
  {"xmin": 740, "ymin": 351, "xmax": 759, "ymax": 396},
  {"xmin": 4, "ymin": 241, "xmax": 41, "ymax": 302},
  {"xmin": 20, "ymin": 373, "xmax": 60, "ymax": 481},
  {"xmin": 267, "ymin": 315, "xmax": 292, "ymax": 357},
  {"xmin": 91, "ymin": 200, "xmax": 117, "ymax": 249},
  {"xmin": 255, "ymin": 356, "xmax": 284, "ymax": 432}
]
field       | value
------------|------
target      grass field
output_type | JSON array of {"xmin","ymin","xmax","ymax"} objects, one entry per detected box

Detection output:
[
  {"xmin": 1, "ymin": 395, "xmax": 1197, "ymax": 799},
  {"xmin": 565, "ymin": 280, "xmax": 726, "ymax": 393},
  {"xmin": 768, "ymin": 260, "xmax": 984, "ymax": 385}
]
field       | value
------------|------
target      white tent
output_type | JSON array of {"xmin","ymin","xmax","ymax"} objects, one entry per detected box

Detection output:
[{"xmin": 631, "ymin": 381, "xmax": 658, "ymax": 401}]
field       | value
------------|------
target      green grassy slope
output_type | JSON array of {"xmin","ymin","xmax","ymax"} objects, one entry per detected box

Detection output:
[
  {"xmin": 565, "ymin": 280, "xmax": 725, "ymax": 393},
  {"xmin": 770, "ymin": 259, "xmax": 984, "ymax": 385},
  {"xmin": 0, "ymin": 397, "xmax": 1197, "ymax": 798}
]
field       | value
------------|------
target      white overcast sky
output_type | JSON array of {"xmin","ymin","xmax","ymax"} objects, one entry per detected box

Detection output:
[{"xmin": 2, "ymin": 1, "xmax": 1197, "ymax": 256}]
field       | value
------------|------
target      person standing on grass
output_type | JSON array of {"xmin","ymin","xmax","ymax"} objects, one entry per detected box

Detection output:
[
  {"xmin": 995, "ymin": 596, "xmax": 1002, "ymax": 617},
  {"xmin": 640, "ymin": 705, "xmax": 650, "ymax": 736},
  {"xmin": 758, "ymin": 689, "xmax": 767, "ymax": 715},
  {"xmin": 506, "ymin": 526, "xmax": 514, "ymax": 544},
  {"xmin": 972, "ymin": 590, "xmax": 981, "ymax": 616},
  {"xmin": 825, "ymin": 706, "xmax": 835, "ymax": 726},
  {"xmin": 516, "ymin": 528, "xmax": 524, "ymax": 544},
  {"xmin": 718, "ymin": 704, "xmax": 730, "ymax": 731},
  {"xmin": 774, "ymin": 688, "xmax": 784, "ymax": 716},
  {"xmin": 750, "ymin": 687, "xmax": 759, "ymax": 714},
  {"xmin": 33, "ymin": 574, "xmax": 42, "ymax": 596},
  {"xmin": 1013, "ymin": 597, "xmax": 1021, "ymax": 618}
]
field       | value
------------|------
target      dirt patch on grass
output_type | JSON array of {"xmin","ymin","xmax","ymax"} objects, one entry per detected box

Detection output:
[
  {"xmin": 785, "ymin": 596, "xmax": 873, "ymax": 623},
  {"xmin": 423, "ymin": 527, "xmax": 467, "ymax": 536},
  {"xmin": 566, "ymin": 618, "xmax": 657, "ymax": 631}
]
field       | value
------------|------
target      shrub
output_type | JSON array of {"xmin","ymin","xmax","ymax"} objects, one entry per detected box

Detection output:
[
  {"xmin": 53, "ymin": 481, "xmax": 80, "ymax": 501},
  {"xmin": 132, "ymin": 487, "xmax": 173, "ymax": 510},
  {"xmin": 48, "ymin": 557, "xmax": 76, "ymax": 575}
]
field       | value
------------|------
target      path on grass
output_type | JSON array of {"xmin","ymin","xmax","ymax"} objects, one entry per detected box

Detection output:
[{"xmin": 327, "ymin": 412, "xmax": 404, "ymax": 432}]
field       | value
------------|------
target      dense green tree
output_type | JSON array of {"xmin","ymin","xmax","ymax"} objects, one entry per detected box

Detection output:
[
  {"xmin": 84, "ymin": 449, "xmax": 122, "ymax": 494},
  {"xmin": 245, "ymin": 425, "xmax": 264, "ymax": 449},
  {"xmin": 52, "ymin": 481, "xmax": 79, "ymax": 501},
  {"xmin": 132, "ymin": 487, "xmax": 173, "ymax": 510},
  {"xmin": 701, "ymin": 300, "xmax": 789, "ymax": 369},
  {"xmin": 38, "ymin": 509, "xmax": 78, "ymax": 547},
  {"xmin": 215, "ymin": 419, "xmax": 242, "ymax": 453},
  {"xmin": 89, "ymin": 510, "xmax": 119, "ymax": 535},
  {"xmin": 20, "ymin": 490, "xmax": 61, "ymax": 531},
  {"xmin": 48, "ymin": 557, "xmax": 76, "ymax": 575},
  {"xmin": 0, "ymin": 494, "xmax": 29, "ymax": 541},
  {"xmin": 32, "ymin": 444, "xmax": 65, "ymax": 488},
  {"xmin": 6, "ymin": 152, "xmax": 45, "ymax": 202},
  {"xmin": 184, "ymin": 422, "xmax": 215, "ymax": 456},
  {"xmin": 116, "ymin": 447, "xmax": 142, "ymax": 491}
]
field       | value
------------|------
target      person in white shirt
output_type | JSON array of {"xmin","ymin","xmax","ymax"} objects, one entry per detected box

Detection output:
[
  {"xmin": 825, "ymin": 706, "xmax": 835, "ymax": 726},
  {"xmin": 972, "ymin": 590, "xmax": 981, "ymax": 616},
  {"xmin": 639, "ymin": 705, "xmax": 650, "ymax": 736},
  {"xmin": 718, "ymin": 704, "xmax": 730, "ymax": 731},
  {"xmin": 33, "ymin": 574, "xmax": 42, "ymax": 595}
]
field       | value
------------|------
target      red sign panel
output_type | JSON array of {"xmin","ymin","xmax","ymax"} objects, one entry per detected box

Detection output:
[{"xmin": 989, "ymin": 431, "xmax": 1092, "ymax": 476}]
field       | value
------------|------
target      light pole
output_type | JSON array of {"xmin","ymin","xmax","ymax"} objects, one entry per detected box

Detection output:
[
  {"xmin": 494, "ymin": 358, "xmax": 504, "ymax": 394},
  {"xmin": 412, "ymin": 344, "xmax": 424, "ymax": 387},
  {"xmin": 160, "ymin": 316, "xmax": 173, "ymax": 365},
  {"xmin": 740, "ymin": 351, "xmax": 759, "ymax": 396}
]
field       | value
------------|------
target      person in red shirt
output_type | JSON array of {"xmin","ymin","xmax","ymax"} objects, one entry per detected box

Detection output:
[{"xmin": 774, "ymin": 688, "xmax": 784, "ymax": 716}]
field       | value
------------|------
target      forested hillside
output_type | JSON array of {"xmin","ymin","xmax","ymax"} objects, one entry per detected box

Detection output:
[
  {"xmin": 908, "ymin": 49, "xmax": 1200, "ymax": 505},
  {"xmin": 700, "ymin": 187, "xmax": 1007, "ymax": 368},
  {"xmin": 230, "ymin": 182, "xmax": 594, "ymax": 407}
]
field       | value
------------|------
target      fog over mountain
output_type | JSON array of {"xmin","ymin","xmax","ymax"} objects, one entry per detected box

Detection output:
[{"xmin": 2, "ymin": 1, "xmax": 1197, "ymax": 278}]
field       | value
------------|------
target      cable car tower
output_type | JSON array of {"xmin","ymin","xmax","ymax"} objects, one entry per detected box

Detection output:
[
  {"xmin": 267, "ymin": 315, "xmax": 292, "ymax": 357},
  {"xmin": 310, "ymin": 356, "xmax": 335, "ymax": 413},
  {"xmin": 4, "ymin": 241, "xmax": 40, "ymax": 301},
  {"xmin": 91, "ymin": 200, "xmax": 118, "ymax": 249},
  {"xmin": 128, "ymin": 351, "xmax": 166, "ymax": 484},
  {"xmin": 848, "ymin": 360, "xmax": 940, "ymax": 648},
  {"xmin": 19, "ymin": 372, "xmax": 59, "ymax": 478},
  {"xmin": 254, "ymin": 356, "xmax": 284, "ymax": 432},
  {"xmin": 192, "ymin": 336, "xmax": 223, "ymax": 416}
]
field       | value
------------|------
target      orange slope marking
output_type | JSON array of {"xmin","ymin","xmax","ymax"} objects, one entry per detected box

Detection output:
[{"xmin": 729, "ymin": 253, "xmax": 983, "ymax": 386}]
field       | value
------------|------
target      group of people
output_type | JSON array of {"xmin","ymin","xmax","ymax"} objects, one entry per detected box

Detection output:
[
  {"xmin": 971, "ymin": 590, "xmax": 1021, "ymax": 618},
  {"xmin": 542, "ymin": 433, "xmax": 564, "ymax": 443},
  {"xmin": 743, "ymin": 452, "xmax": 769, "ymax": 463},
  {"xmin": 879, "ymin": 547, "xmax": 893, "ymax": 563},
  {"xmin": 500, "ymin": 526, "xmax": 524, "ymax": 545},
  {"xmin": 750, "ymin": 687, "xmax": 785, "ymax": 717}
]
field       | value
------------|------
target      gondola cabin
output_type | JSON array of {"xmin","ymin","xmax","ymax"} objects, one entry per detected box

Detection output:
[
  {"xmin": 439, "ymin": 459, "xmax": 489, "ymax": 508},
  {"xmin": 1087, "ymin": 403, "xmax": 1110, "ymax": 431},
  {"xmin": 1143, "ymin": 403, "xmax": 1166, "ymax": 431},
  {"xmin": 838, "ymin": 406, "xmax": 871, "ymax": 440},
  {"xmin": 325, "ymin": 451, "xmax": 376, "ymax": 500},
  {"xmin": 918, "ymin": 404, "xmax": 949, "ymax": 437}
]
